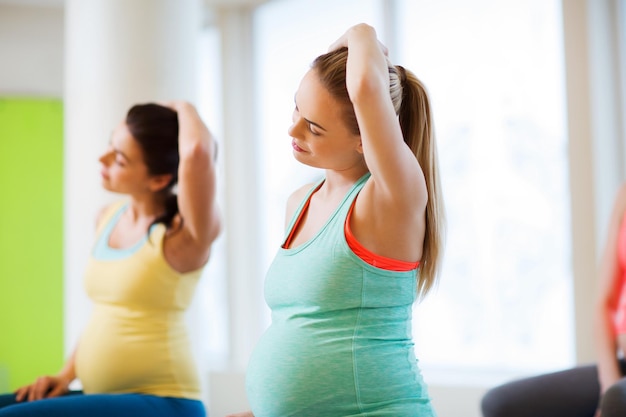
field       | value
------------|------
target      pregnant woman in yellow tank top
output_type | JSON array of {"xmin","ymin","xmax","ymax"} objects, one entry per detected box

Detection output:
[{"xmin": 0, "ymin": 102, "xmax": 221, "ymax": 417}]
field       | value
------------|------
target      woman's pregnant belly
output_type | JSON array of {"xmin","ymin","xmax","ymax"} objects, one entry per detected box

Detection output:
[
  {"xmin": 246, "ymin": 319, "xmax": 428, "ymax": 417},
  {"xmin": 75, "ymin": 306, "xmax": 199, "ymax": 396}
]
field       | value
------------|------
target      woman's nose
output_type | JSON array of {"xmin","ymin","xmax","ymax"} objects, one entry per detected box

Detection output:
[
  {"xmin": 288, "ymin": 116, "xmax": 303, "ymax": 138},
  {"xmin": 98, "ymin": 150, "xmax": 113, "ymax": 164},
  {"xmin": 287, "ymin": 122, "xmax": 296, "ymax": 137}
]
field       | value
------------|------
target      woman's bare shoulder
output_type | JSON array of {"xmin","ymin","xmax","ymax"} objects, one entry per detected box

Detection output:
[
  {"xmin": 284, "ymin": 182, "xmax": 317, "ymax": 228},
  {"xmin": 94, "ymin": 200, "xmax": 125, "ymax": 230},
  {"xmin": 287, "ymin": 182, "xmax": 316, "ymax": 206}
]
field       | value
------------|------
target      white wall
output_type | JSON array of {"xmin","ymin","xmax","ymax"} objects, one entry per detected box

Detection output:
[{"xmin": 0, "ymin": 5, "xmax": 63, "ymax": 96}]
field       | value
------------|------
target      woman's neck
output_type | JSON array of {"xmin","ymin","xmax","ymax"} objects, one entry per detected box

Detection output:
[
  {"xmin": 322, "ymin": 166, "xmax": 369, "ymax": 194},
  {"xmin": 125, "ymin": 195, "xmax": 166, "ymax": 224}
]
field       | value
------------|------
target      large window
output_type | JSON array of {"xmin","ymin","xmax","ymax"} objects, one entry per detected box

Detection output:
[
  {"xmin": 254, "ymin": 0, "xmax": 574, "ymax": 379},
  {"xmin": 398, "ymin": 0, "xmax": 574, "ymax": 378},
  {"xmin": 203, "ymin": 0, "xmax": 575, "ymax": 381}
]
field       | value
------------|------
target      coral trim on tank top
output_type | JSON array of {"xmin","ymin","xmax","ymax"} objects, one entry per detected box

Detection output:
[
  {"xmin": 282, "ymin": 182, "xmax": 324, "ymax": 249},
  {"xmin": 345, "ymin": 199, "xmax": 419, "ymax": 272},
  {"xmin": 282, "ymin": 182, "xmax": 419, "ymax": 271}
]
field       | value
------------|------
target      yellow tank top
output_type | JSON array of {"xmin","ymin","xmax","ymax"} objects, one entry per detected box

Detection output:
[{"xmin": 74, "ymin": 201, "xmax": 203, "ymax": 399}]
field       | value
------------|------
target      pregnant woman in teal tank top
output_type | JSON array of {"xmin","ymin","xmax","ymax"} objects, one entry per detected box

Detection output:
[{"xmin": 231, "ymin": 24, "xmax": 445, "ymax": 417}]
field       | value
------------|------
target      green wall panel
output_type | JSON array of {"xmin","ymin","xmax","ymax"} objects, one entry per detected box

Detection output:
[{"xmin": 0, "ymin": 98, "xmax": 64, "ymax": 390}]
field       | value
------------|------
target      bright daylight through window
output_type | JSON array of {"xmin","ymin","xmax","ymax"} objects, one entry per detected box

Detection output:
[{"xmin": 197, "ymin": 0, "xmax": 575, "ymax": 381}]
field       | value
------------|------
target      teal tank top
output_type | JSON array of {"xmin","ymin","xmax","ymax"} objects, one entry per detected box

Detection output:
[{"xmin": 246, "ymin": 173, "xmax": 436, "ymax": 417}]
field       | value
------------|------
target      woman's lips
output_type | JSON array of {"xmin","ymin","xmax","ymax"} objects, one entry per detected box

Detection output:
[{"xmin": 292, "ymin": 139, "xmax": 304, "ymax": 152}]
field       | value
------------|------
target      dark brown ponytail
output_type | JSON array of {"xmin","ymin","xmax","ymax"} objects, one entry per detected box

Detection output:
[{"xmin": 126, "ymin": 103, "xmax": 181, "ymax": 232}]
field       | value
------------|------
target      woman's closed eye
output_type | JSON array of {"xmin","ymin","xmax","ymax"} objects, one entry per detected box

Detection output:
[
  {"xmin": 293, "ymin": 99, "xmax": 325, "ymax": 136},
  {"xmin": 307, "ymin": 122, "xmax": 321, "ymax": 136}
]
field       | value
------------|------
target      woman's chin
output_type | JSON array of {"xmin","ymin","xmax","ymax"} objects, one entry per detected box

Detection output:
[
  {"xmin": 100, "ymin": 180, "xmax": 114, "ymax": 192},
  {"xmin": 293, "ymin": 152, "xmax": 319, "ymax": 169}
]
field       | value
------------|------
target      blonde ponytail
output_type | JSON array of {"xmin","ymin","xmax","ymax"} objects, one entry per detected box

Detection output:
[{"xmin": 391, "ymin": 65, "xmax": 445, "ymax": 297}]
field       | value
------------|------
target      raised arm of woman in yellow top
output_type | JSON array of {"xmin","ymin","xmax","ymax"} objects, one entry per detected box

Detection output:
[{"xmin": 162, "ymin": 101, "xmax": 221, "ymax": 273}]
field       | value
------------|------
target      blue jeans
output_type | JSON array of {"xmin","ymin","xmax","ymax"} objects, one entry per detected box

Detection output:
[{"xmin": 0, "ymin": 391, "xmax": 206, "ymax": 417}]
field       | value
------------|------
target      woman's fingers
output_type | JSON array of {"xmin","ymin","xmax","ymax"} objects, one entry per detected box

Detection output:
[
  {"xmin": 46, "ymin": 381, "xmax": 68, "ymax": 398},
  {"xmin": 29, "ymin": 376, "xmax": 52, "ymax": 401},
  {"xmin": 327, "ymin": 35, "xmax": 348, "ymax": 52},
  {"xmin": 14, "ymin": 385, "xmax": 31, "ymax": 402},
  {"xmin": 327, "ymin": 24, "xmax": 388, "ymax": 57}
]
